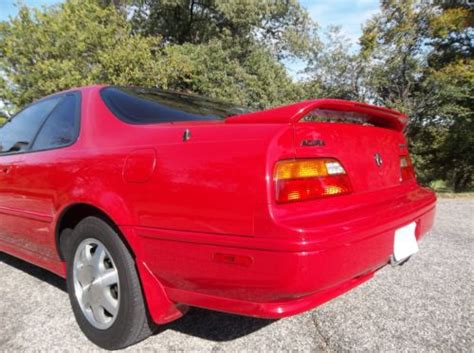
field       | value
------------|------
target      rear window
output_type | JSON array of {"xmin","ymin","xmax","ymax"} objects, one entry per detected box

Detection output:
[{"xmin": 100, "ymin": 87, "xmax": 250, "ymax": 124}]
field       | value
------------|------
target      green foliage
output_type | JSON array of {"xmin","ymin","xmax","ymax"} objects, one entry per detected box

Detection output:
[
  {"xmin": 0, "ymin": 0, "xmax": 165, "ymax": 111},
  {"xmin": 164, "ymin": 40, "xmax": 301, "ymax": 109},
  {"xmin": 415, "ymin": 1, "xmax": 474, "ymax": 191},
  {"xmin": 304, "ymin": 26, "xmax": 365, "ymax": 100},
  {"xmin": 359, "ymin": 0, "xmax": 432, "ymax": 115},
  {"xmin": 127, "ymin": 0, "xmax": 319, "ymax": 60},
  {"xmin": 357, "ymin": 0, "xmax": 473, "ymax": 191},
  {"xmin": 147, "ymin": 39, "xmax": 301, "ymax": 109}
]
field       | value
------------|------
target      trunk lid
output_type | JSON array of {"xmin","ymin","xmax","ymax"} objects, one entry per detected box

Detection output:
[{"xmin": 293, "ymin": 122, "xmax": 406, "ymax": 193}]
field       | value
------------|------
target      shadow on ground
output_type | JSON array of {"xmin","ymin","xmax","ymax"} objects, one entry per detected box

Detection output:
[
  {"xmin": 0, "ymin": 251, "xmax": 275, "ymax": 342},
  {"xmin": 0, "ymin": 251, "xmax": 67, "ymax": 292},
  {"xmin": 163, "ymin": 308, "xmax": 274, "ymax": 341}
]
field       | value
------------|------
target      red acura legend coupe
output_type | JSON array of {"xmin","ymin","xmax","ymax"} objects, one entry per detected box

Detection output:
[{"xmin": 0, "ymin": 86, "xmax": 436, "ymax": 349}]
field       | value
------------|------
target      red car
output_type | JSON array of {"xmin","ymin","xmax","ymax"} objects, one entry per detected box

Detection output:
[{"xmin": 0, "ymin": 86, "xmax": 436, "ymax": 349}]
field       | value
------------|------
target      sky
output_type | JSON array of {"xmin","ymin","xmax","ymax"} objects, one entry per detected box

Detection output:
[
  {"xmin": 301, "ymin": 0, "xmax": 379, "ymax": 42},
  {"xmin": 0, "ymin": 0, "xmax": 380, "ymax": 79},
  {"xmin": 0, "ymin": 0, "xmax": 58, "ymax": 20}
]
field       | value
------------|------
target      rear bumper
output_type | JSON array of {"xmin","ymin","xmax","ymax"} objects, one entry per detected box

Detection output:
[
  {"xmin": 125, "ymin": 186, "xmax": 436, "ymax": 321},
  {"xmin": 165, "ymin": 270, "xmax": 375, "ymax": 319}
]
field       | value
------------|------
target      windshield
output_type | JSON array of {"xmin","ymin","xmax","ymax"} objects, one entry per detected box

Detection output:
[{"xmin": 100, "ymin": 87, "xmax": 251, "ymax": 124}]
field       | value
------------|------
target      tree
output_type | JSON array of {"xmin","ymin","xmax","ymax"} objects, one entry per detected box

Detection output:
[
  {"xmin": 0, "ymin": 0, "xmax": 165, "ymax": 113},
  {"xmin": 303, "ymin": 26, "xmax": 366, "ymax": 100},
  {"xmin": 415, "ymin": 2, "xmax": 474, "ymax": 191},
  {"xmin": 359, "ymin": 0, "xmax": 473, "ymax": 191},
  {"xmin": 359, "ymin": 0, "xmax": 432, "ymax": 116},
  {"xmin": 127, "ymin": 0, "xmax": 319, "ymax": 61},
  {"xmin": 154, "ymin": 40, "xmax": 301, "ymax": 109}
]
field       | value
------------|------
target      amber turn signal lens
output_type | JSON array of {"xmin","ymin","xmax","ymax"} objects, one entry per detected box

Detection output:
[{"xmin": 274, "ymin": 159, "xmax": 352, "ymax": 203}]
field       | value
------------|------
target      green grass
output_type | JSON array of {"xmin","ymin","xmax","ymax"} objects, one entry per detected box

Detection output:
[
  {"xmin": 436, "ymin": 192, "xmax": 474, "ymax": 199},
  {"xmin": 428, "ymin": 179, "xmax": 474, "ymax": 197}
]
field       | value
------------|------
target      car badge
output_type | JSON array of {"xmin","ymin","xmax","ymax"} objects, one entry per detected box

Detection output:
[{"xmin": 301, "ymin": 139, "xmax": 325, "ymax": 147}]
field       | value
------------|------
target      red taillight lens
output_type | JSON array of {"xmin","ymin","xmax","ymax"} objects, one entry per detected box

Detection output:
[
  {"xmin": 274, "ymin": 159, "xmax": 352, "ymax": 203},
  {"xmin": 400, "ymin": 155, "xmax": 416, "ymax": 182}
]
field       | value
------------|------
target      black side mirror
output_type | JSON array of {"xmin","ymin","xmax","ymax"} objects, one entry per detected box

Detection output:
[{"xmin": 8, "ymin": 141, "xmax": 29, "ymax": 153}]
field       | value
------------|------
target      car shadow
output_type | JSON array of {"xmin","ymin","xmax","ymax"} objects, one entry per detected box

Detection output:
[
  {"xmin": 0, "ymin": 251, "xmax": 275, "ymax": 342},
  {"xmin": 0, "ymin": 251, "xmax": 67, "ymax": 292},
  {"xmin": 161, "ymin": 308, "xmax": 275, "ymax": 341}
]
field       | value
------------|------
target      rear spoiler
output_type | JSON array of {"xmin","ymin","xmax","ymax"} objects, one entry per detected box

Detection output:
[{"xmin": 226, "ymin": 99, "xmax": 408, "ymax": 131}]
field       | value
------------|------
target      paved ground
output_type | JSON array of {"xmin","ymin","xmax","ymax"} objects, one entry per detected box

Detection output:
[{"xmin": 1, "ymin": 199, "xmax": 472, "ymax": 352}]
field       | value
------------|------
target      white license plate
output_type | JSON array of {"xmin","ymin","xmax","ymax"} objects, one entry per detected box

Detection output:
[{"xmin": 393, "ymin": 222, "xmax": 419, "ymax": 262}]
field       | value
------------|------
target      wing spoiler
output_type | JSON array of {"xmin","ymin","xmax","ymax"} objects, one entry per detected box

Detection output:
[{"xmin": 226, "ymin": 99, "xmax": 408, "ymax": 131}]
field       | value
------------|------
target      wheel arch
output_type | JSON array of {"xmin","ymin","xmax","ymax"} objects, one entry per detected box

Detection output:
[
  {"xmin": 55, "ymin": 202, "xmax": 186, "ymax": 325},
  {"xmin": 55, "ymin": 202, "xmax": 133, "ymax": 261}
]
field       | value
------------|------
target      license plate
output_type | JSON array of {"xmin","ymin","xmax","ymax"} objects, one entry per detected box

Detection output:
[{"xmin": 393, "ymin": 222, "xmax": 418, "ymax": 262}]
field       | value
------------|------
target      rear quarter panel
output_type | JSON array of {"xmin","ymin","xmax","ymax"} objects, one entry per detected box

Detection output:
[{"xmin": 80, "ymin": 90, "xmax": 289, "ymax": 236}]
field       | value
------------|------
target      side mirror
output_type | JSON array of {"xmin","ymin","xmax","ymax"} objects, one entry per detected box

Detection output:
[{"xmin": 8, "ymin": 141, "xmax": 29, "ymax": 153}]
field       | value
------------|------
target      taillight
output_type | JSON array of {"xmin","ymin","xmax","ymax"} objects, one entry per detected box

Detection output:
[
  {"xmin": 274, "ymin": 159, "xmax": 352, "ymax": 203},
  {"xmin": 400, "ymin": 155, "xmax": 416, "ymax": 182}
]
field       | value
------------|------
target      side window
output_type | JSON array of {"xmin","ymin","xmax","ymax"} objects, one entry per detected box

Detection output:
[
  {"xmin": 0, "ymin": 97, "xmax": 61, "ymax": 154},
  {"xmin": 32, "ymin": 94, "xmax": 80, "ymax": 151}
]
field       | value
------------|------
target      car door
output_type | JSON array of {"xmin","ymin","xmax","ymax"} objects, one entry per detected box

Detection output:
[
  {"xmin": 0, "ymin": 95, "xmax": 63, "ymax": 254},
  {"xmin": 0, "ymin": 153, "xmax": 22, "ymax": 242},
  {"xmin": 9, "ymin": 92, "xmax": 81, "ymax": 258}
]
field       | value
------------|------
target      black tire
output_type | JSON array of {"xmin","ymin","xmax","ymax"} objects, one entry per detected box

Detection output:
[{"xmin": 65, "ymin": 216, "xmax": 154, "ymax": 350}]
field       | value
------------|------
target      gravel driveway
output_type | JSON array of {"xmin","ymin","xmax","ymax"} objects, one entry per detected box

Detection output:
[{"xmin": 1, "ymin": 199, "xmax": 472, "ymax": 352}]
